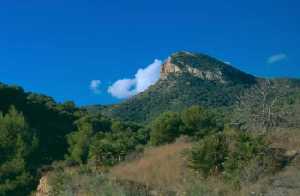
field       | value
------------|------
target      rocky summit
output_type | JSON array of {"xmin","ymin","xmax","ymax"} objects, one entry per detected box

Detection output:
[
  {"xmin": 160, "ymin": 51, "xmax": 256, "ymax": 84},
  {"xmin": 95, "ymin": 51, "xmax": 260, "ymax": 123}
]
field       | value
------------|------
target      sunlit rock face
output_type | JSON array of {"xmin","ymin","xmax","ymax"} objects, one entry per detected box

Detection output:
[
  {"xmin": 186, "ymin": 65, "xmax": 226, "ymax": 83},
  {"xmin": 160, "ymin": 51, "xmax": 256, "ymax": 85},
  {"xmin": 36, "ymin": 174, "xmax": 50, "ymax": 196},
  {"xmin": 160, "ymin": 51, "xmax": 226, "ymax": 83},
  {"xmin": 160, "ymin": 57, "xmax": 183, "ymax": 79}
]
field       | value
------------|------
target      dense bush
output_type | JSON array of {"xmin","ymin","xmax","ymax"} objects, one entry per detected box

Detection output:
[
  {"xmin": 0, "ymin": 83, "xmax": 81, "ymax": 164},
  {"xmin": 188, "ymin": 133, "xmax": 228, "ymax": 177},
  {"xmin": 149, "ymin": 112, "xmax": 183, "ymax": 145},
  {"xmin": 188, "ymin": 129, "xmax": 271, "ymax": 187},
  {"xmin": 88, "ymin": 128, "xmax": 149, "ymax": 167},
  {"xmin": 181, "ymin": 105, "xmax": 224, "ymax": 137},
  {"xmin": 0, "ymin": 83, "xmax": 84, "ymax": 195},
  {"xmin": 66, "ymin": 115, "xmax": 148, "ymax": 167},
  {"xmin": 149, "ymin": 106, "xmax": 224, "ymax": 146},
  {"xmin": 66, "ymin": 122, "xmax": 94, "ymax": 164},
  {"xmin": 0, "ymin": 107, "xmax": 38, "ymax": 196},
  {"xmin": 222, "ymin": 131, "xmax": 270, "ymax": 185}
]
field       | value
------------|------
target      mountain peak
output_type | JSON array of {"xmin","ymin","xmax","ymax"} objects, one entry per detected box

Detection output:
[
  {"xmin": 160, "ymin": 51, "xmax": 226, "ymax": 83},
  {"xmin": 160, "ymin": 51, "xmax": 256, "ymax": 84}
]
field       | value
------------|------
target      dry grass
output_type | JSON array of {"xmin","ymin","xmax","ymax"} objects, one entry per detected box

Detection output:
[
  {"xmin": 110, "ymin": 138, "xmax": 242, "ymax": 195},
  {"xmin": 110, "ymin": 129, "xmax": 300, "ymax": 195},
  {"xmin": 110, "ymin": 138, "xmax": 192, "ymax": 192},
  {"xmin": 268, "ymin": 128, "xmax": 300, "ymax": 151},
  {"xmin": 110, "ymin": 138, "xmax": 251, "ymax": 196}
]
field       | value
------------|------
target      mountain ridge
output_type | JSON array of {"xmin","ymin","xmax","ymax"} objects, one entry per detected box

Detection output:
[
  {"xmin": 88, "ymin": 52, "xmax": 257, "ymax": 122},
  {"xmin": 160, "ymin": 51, "xmax": 256, "ymax": 84},
  {"xmin": 86, "ymin": 51, "xmax": 300, "ymax": 123}
]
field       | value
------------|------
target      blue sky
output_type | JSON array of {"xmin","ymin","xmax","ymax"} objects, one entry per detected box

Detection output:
[{"xmin": 0, "ymin": 0, "xmax": 299, "ymax": 105}]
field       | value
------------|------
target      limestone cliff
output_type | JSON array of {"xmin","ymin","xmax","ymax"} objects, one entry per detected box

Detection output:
[
  {"xmin": 160, "ymin": 51, "xmax": 226, "ymax": 83},
  {"xmin": 36, "ymin": 174, "xmax": 50, "ymax": 196},
  {"xmin": 160, "ymin": 57, "xmax": 183, "ymax": 79}
]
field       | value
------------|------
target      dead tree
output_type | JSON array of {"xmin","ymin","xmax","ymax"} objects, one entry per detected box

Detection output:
[{"xmin": 234, "ymin": 80, "xmax": 287, "ymax": 134}]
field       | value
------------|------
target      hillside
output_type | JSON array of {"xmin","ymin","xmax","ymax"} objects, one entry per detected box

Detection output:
[
  {"xmin": 0, "ymin": 83, "xmax": 83, "ymax": 195},
  {"xmin": 38, "ymin": 130, "xmax": 300, "ymax": 196},
  {"xmin": 1, "ymin": 51, "xmax": 300, "ymax": 196},
  {"xmin": 92, "ymin": 51, "xmax": 300, "ymax": 123},
  {"xmin": 0, "ymin": 83, "xmax": 82, "ymax": 163}
]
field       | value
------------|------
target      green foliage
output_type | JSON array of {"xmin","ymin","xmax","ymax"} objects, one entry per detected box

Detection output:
[
  {"xmin": 66, "ymin": 122, "xmax": 94, "ymax": 164},
  {"xmin": 222, "ymin": 132, "xmax": 269, "ymax": 185},
  {"xmin": 88, "ymin": 128, "xmax": 149, "ymax": 167},
  {"xmin": 181, "ymin": 106, "xmax": 223, "ymax": 137},
  {"xmin": 0, "ymin": 83, "xmax": 80, "ymax": 164},
  {"xmin": 66, "ymin": 114, "xmax": 113, "ymax": 164},
  {"xmin": 98, "ymin": 75, "xmax": 253, "ymax": 123},
  {"xmin": 89, "ymin": 135, "xmax": 122, "ymax": 167},
  {"xmin": 149, "ymin": 112, "xmax": 183, "ymax": 145},
  {"xmin": 0, "ymin": 107, "xmax": 38, "ymax": 196},
  {"xmin": 66, "ymin": 115, "xmax": 148, "ymax": 167},
  {"xmin": 149, "ymin": 106, "xmax": 224, "ymax": 146},
  {"xmin": 0, "ymin": 83, "xmax": 82, "ymax": 195},
  {"xmin": 188, "ymin": 130, "xmax": 270, "ymax": 186},
  {"xmin": 188, "ymin": 133, "xmax": 228, "ymax": 177}
]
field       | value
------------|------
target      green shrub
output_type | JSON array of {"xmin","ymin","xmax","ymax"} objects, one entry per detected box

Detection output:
[
  {"xmin": 188, "ymin": 130, "xmax": 271, "ymax": 187},
  {"xmin": 88, "ymin": 128, "xmax": 149, "ymax": 168},
  {"xmin": 222, "ymin": 132, "xmax": 269, "ymax": 185},
  {"xmin": 66, "ymin": 115, "xmax": 149, "ymax": 168},
  {"xmin": 150, "ymin": 112, "xmax": 183, "ymax": 145},
  {"xmin": 0, "ymin": 107, "xmax": 38, "ymax": 196},
  {"xmin": 66, "ymin": 122, "xmax": 93, "ymax": 164},
  {"xmin": 188, "ymin": 133, "xmax": 228, "ymax": 177},
  {"xmin": 88, "ymin": 135, "xmax": 124, "ymax": 167},
  {"xmin": 181, "ymin": 106, "xmax": 224, "ymax": 137}
]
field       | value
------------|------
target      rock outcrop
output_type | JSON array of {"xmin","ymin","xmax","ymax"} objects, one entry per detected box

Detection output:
[
  {"xmin": 36, "ymin": 174, "xmax": 51, "ymax": 196},
  {"xmin": 160, "ymin": 52, "xmax": 226, "ymax": 83},
  {"xmin": 160, "ymin": 57, "xmax": 183, "ymax": 79}
]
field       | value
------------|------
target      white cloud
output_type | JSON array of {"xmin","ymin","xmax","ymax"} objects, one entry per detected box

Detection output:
[
  {"xmin": 108, "ymin": 59, "xmax": 162, "ymax": 99},
  {"xmin": 135, "ymin": 59, "xmax": 162, "ymax": 92},
  {"xmin": 267, "ymin": 53, "xmax": 287, "ymax": 64},
  {"xmin": 90, "ymin": 80, "xmax": 101, "ymax": 94},
  {"xmin": 108, "ymin": 79, "xmax": 136, "ymax": 99}
]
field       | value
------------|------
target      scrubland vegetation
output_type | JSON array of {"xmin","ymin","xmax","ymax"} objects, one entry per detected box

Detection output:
[
  {"xmin": 1, "ymin": 55, "xmax": 300, "ymax": 196},
  {"xmin": 39, "ymin": 92, "xmax": 300, "ymax": 195}
]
